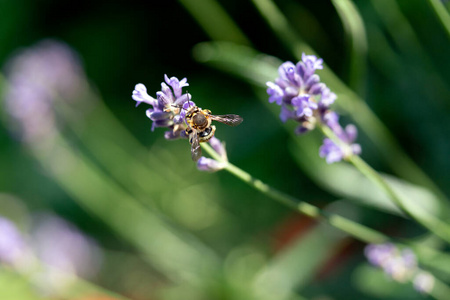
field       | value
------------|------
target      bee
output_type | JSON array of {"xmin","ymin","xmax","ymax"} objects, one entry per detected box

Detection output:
[{"xmin": 184, "ymin": 104, "xmax": 243, "ymax": 161}]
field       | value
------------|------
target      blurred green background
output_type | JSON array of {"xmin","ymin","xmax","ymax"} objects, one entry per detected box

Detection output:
[{"xmin": 0, "ymin": 0, "xmax": 449, "ymax": 299}]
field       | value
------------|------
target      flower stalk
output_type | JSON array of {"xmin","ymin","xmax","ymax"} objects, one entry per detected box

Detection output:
[
  {"xmin": 319, "ymin": 124, "xmax": 450, "ymax": 244},
  {"xmin": 201, "ymin": 142, "xmax": 387, "ymax": 244}
]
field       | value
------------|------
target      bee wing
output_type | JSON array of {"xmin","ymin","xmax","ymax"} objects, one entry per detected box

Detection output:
[
  {"xmin": 210, "ymin": 114, "xmax": 243, "ymax": 127},
  {"xmin": 190, "ymin": 130, "xmax": 202, "ymax": 161}
]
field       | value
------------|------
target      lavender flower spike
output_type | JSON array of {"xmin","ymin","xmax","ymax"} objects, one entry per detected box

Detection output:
[
  {"xmin": 265, "ymin": 53, "xmax": 335, "ymax": 134},
  {"xmin": 132, "ymin": 75, "xmax": 191, "ymax": 138},
  {"xmin": 267, "ymin": 54, "xmax": 361, "ymax": 164}
]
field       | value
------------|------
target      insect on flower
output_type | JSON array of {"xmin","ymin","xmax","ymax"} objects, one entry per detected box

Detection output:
[{"xmin": 182, "ymin": 98, "xmax": 243, "ymax": 161}]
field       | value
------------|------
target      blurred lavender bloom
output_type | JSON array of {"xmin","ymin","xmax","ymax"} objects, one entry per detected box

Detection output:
[
  {"xmin": 3, "ymin": 39, "xmax": 87, "ymax": 144},
  {"xmin": 197, "ymin": 136, "xmax": 227, "ymax": 172},
  {"xmin": 132, "ymin": 75, "xmax": 191, "ymax": 138},
  {"xmin": 319, "ymin": 139, "xmax": 344, "ymax": 164},
  {"xmin": 266, "ymin": 53, "xmax": 334, "ymax": 133},
  {"xmin": 384, "ymin": 253, "xmax": 416, "ymax": 282},
  {"xmin": 364, "ymin": 243, "xmax": 396, "ymax": 267},
  {"xmin": 0, "ymin": 217, "xmax": 28, "ymax": 267},
  {"xmin": 413, "ymin": 271, "xmax": 434, "ymax": 294},
  {"xmin": 364, "ymin": 243, "xmax": 418, "ymax": 283},
  {"xmin": 30, "ymin": 213, "xmax": 102, "ymax": 280},
  {"xmin": 266, "ymin": 54, "xmax": 361, "ymax": 163}
]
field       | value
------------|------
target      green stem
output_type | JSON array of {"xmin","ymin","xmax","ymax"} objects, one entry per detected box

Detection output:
[
  {"xmin": 431, "ymin": 274, "xmax": 450, "ymax": 300},
  {"xmin": 319, "ymin": 125, "xmax": 450, "ymax": 244},
  {"xmin": 201, "ymin": 143, "xmax": 387, "ymax": 244},
  {"xmin": 426, "ymin": 0, "xmax": 450, "ymax": 41}
]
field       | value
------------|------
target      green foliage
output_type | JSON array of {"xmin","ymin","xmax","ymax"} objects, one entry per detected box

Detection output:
[{"xmin": 0, "ymin": 0, "xmax": 449, "ymax": 299}]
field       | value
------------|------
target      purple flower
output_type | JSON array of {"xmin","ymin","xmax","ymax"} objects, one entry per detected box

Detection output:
[
  {"xmin": 267, "ymin": 54, "xmax": 361, "ymax": 164},
  {"xmin": 0, "ymin": 217, "xmax": 28, "ymax": 266},
  {"xmin": 320, "ymin": 87, "xmax": 337, "ymax": 107},
  {"xmin": 291, "ymin": 95, "xmax": 318, "ymax": 117},
  {"xmin": 364, "ymin": 243, "xmax": 418, "ymax": 283},
  {"xmin": 302, "ymin": 53, "xmax": 323, "ymax": 71},
  {"xmin": 3, "ymin": 39, "xmax": 87, "ymax": 144},
  {"xmin": 267, "ymin": 82, "xmax": 284, "ymax": 105},
  {"xmin": 319, "ymin": 111, "xmax": 361, "ymax": 163},
  {"xmin": 132, "ymin": 75, "xmax": 191, "ymax": 138},
  {"xmin": 266, "ymin": 53, "xmax": 335, "ymax": 133},
  {"xmin": 319, "ymin": 138, "xmax": 345, "ymax": 164},
  {"xmin": 364, "ymin": 243, "xmax": 395, "ymax": 267},
  {"xmin": 319, "ymin": 129, "xmax": 361, "ymax": 164},
  {"xmin": 196, "ymin": 136, "xmax": 227, "ymax": 172},
  {"xmin": 30, "ymin": 213, "xmax": 102, "ymax": 278},
  {"xmin": 132, "ymin": 84, "xmax": 158, "ymax": 107}
]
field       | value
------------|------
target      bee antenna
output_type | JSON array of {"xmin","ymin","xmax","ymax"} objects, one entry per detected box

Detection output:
[{"xmin": 186, "ymin": 90, "xmax": 192, "ymax": 107}]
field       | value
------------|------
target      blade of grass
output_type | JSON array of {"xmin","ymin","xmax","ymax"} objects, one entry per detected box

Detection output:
[
  {"xmin": 426, "ymin": 0, "xmax": 450, "ymax": 39},
  {"xmin": 368, "ymin": 0, "xmax": 450, "ymax": 103},
  {"xmin": 331, "ymin": 0, "xmax": 368, "ymax": 94},
  {"xmin": 178, "ymin": 0, "xmax": 250, "ymax": 45}
]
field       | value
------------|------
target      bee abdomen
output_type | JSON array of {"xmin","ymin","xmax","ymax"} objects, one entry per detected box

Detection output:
[{"xmin": 198, "ymin": 125, "xmax": 216, "ymax": 142}]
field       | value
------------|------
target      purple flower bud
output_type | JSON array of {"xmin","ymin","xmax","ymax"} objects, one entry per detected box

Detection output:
[
  {"xmin": 164, "ymin": 128, "xmax": 186, "ymax": 140},
  {"xmin": 197, "ymin": 157, "xmax": 226, "ymax": 172},
  {"xmin": 319, "ymin": 113, "xmax": 361, "ymax": 163},
  {"xmin": 147, "ymin": 111, "xmax": 173, "ymax": 121},
  {"xmin": 302, "ymin": 53, "xmax": 323, "ymax": 71},
  {"xmin": 209, "ymin": 136, "xmax": 227, "ymax": 159},
  {"xmin": 196, "ymin": 137, "xmax": 227, "ymax": 172},
  {"xmin": 132, "ymin": 84, "xmax": 158, "ymax": 107},
  {"xmin": 180, "ymin": 100, "xmax": 197, "ymax": 120},
  {"xmin": 279, "ymin": 105, "xmax": 295, "ymax": 123},
  {"xmin": 164, "ymin": 74, "xmax": 188, "ymax": 99},
  {"xmin": 320, "ymin": 87, "xmax": 337, "ymax": 107},
  {"xmin": 266, "ymin": 82, "xmax": 284, "ymax": 105},
  {"xmin": 319, "ymin": 136, "xmax": 361, "ymax": 164},
  {"xmin": 319, "ymin": 138, "xmax": 344, "ymax": 164},
  {"xmin": 291, "ymin": 95, "xmax": 318, "ymax": 118}
]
